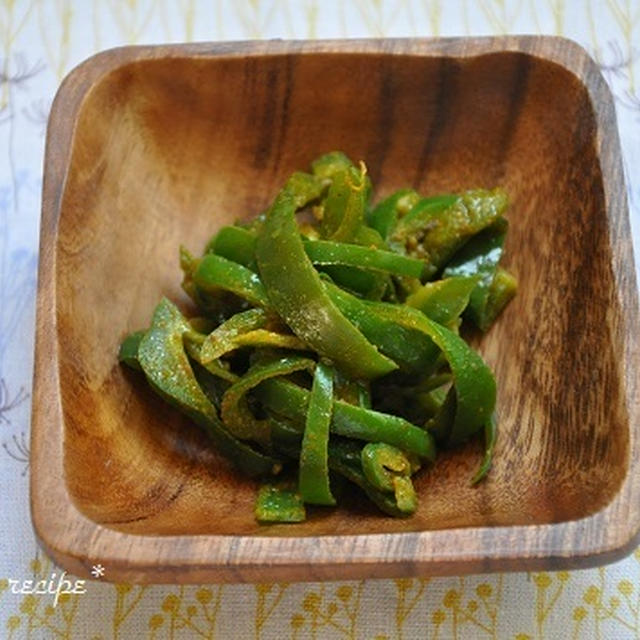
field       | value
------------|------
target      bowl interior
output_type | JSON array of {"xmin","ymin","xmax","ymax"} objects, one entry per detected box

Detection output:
[{"xmin": 56, "ymin": 48, "xmax": 628, "ymax": 536}]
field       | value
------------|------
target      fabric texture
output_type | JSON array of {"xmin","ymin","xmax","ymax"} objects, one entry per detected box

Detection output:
[{"xmin": 1, "ymin": 1, "xmax": 639, "ymax": 638}]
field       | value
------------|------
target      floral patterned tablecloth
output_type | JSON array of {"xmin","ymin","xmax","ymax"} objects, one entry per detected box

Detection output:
[{"xmin": 1, "ymin": 1, "xmax": 639, "ymax": 638}]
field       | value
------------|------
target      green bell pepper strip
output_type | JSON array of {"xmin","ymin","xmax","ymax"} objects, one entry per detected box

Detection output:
[
  {"xmin": 482, "ymin": 267, "xmax": 517, "ymax": 330},
  {"xmin": 320, "ymin": 163, "xmax": 368, "ymax": 242},
  {"xmin": 304, "ymin": 240, "xmax": 424, "ymax": 277},
  {"xmin": 206, "ymin": 225, "xmax": 257, "ymax": 267},
  {"xmin": 118, "ymin": 330, "xmax": 146, "ymax": 371},
  {"xmin": 256, "ymin": 377, "xmax": 436, "ymax": 460},
  {"xmin": 361, "ymin": 443, "xmax": 417, "ymax": 514},
  {"xmin": 230, "ymin": 330, "xmax": 309, "ymax": 353},
  {"xmin": 137, "ymin": 298, "xmax": 280, "ymax": 477},
  {"xmin": 206, "ymin": 227, "xmax": 420, "ymax": 279},
  {"xmin": 200, "ymin": 308, "xmax": 267, "ymax": 363},
  {"xmin": 325, "ymin": 439, "xmax": 414, "ymax": 518},
  {"xmin": 323, "ymin": 279, "xmax": 440, "ymax": 373},
  {"xmin": 443, "ymin": 217, "xmax": 509, "ymax": 330},
  {"xmin": 405, "ymin": 276, "xmax": 478, "ymax": 327},
  {"xmin": 298, "ymin": 361, "xmax": 336, "ymax": 506},
  {"xmin": 255, "ymin": 483, "xmax": 306, "ymax": 523},
  {"xmin": 389, "ymin": 189, "xmax": 507, "ymax": 278},
  {"xmin": 273, "ymin": 435, "xmax": 413, "ymax": 518},
  {"xmin": 471, "ymin": 413, "xmax": 497, "ymax": 485},
  {"xmin": 193, "ymin": 253, "xmax": 269, "ymax": 308},
  {"xmin": 220, "ymin": 355, "xmax": 315, "ymax": 445},
  {"xmin": 367, "ymin": 189, "xmax": 421, "ymax": 238},
  {"xmin": 362, "ymin": 302, "xmax": 496, "ymax": 445},
  {"xmin": 255, "ymin": 184, "xmax": 397, "ymax": 381},
  {"xmin": 311, "ymin": 151, "xmax": 354, "ymax": 180}
]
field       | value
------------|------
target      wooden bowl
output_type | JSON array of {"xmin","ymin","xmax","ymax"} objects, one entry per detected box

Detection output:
[{"xmin": 32, "ymin": 37, "xmax": 640, "ymax": 583}]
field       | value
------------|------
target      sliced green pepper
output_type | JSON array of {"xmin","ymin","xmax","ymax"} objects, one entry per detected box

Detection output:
[
  {"xmin": 255, "ymin": 183, "xmax": 397, "ymax": 380},
  {"xmin": 443, "ymin": 217, "xmax": 510, "ymax": 330},
  {"xmin": 206, "ymin": 225, "xmax": 256, "ymax": 267},
  {"xmin": 405, "ymin": 276, "xmax": 478, "ymax": 327},
  {"xmin": 137, "ymin": 298, "xmax": 279, "ymax": 476},
  {"xmin": 200, "ymin": 308, "xmax": 267, "ymax": 363},
  {"xmin": 194, "ymin": 253, "xmax": 269, "ymax": 308},
  {"xmin": 363, "ymin": 302, "xmax": 496, "ymax": 445},
  {"xmin": 471, "ymin": 413, "xmax": 497, "ymax": 485},
  {"xmin": 320, "ymin": 163, "xmax": 368, "ymax": 242},
  {"xmin": 298, "ymin": 361, "xmax": 336, "ymax": 506},
  {"xmin": 361, "ymin": 443, "xmax": 418, "ymax": 514},
  {"xmin": 323, "ymin": 279, "xmax": 440, "ymax": 373},
  {"xmin": 256, "ymin": 377, "xmax": 436, "ymax": 460},
  {"xmin": 389, "ymin": 189, "xmax": 507, "ymax": 278},
  {"xmin": 118, "ymin": 329, "xmax": 146, "ymax": 371},
  {"xmin": 255, "ymin": 483, "xmax": 306, "ymax": 523},
  {"xmin": 304, "ymin": 240, "xmax": 424, "ymax": 278},
  {"xmin": 220, "ymin": 355, "xmax": 315, "ymax": 445},
  {"xmin": 367, "ymin": 189, "xmax": 421, "ymax": 238},
  {"xmin": 482, "ymin": 267, "xmax": 517, "ymax": 330}
]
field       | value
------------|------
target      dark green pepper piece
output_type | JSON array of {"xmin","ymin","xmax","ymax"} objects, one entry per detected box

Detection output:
[
  {"xmin": 481, "ymin": 267, "xmax": 517, "ymax": 330},
  {"xmin": 299, "ymin": 361, "xmax": 336, "ymax": 506}
]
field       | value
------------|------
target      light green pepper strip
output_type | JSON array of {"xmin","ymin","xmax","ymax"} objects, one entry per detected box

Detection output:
[
  {"xmin": 321, "ymin": 163, "xmax": 368, "ymax": 242},
  {"xmin": 138, "ymin": 298, "xmax": 279, "ymax": 477},
  {"xmin": 471, "ymin": 414, "xmax": 497, "ymax": 485},
  {"xmin": 405, "ymin": 276, "xmax": 478, "ymax": 327},
  {"xmin": 118, "ymin": 330, "xmax": 146, "ymax": 371},
  {"xmin": 193, "ymin": 253, "xmax": 269, "ymax": 308},
  {"xmin": 200, "ymin": 308, "xmax": 267, "ymax": 363},
  {"xmin": 363, "ymin": 302, "xmax": 496, "ymax": 445},
  {"xmin": 367, "ymin": 189, "xmax": 421, "ymax": 238},
  {"xmin": 304, "ymin": 240, "xmax": 424, "ymax": 277},
  {"xmin": 299, "ymin": 361, "xmax": 336, "ymax": 506},
  {"xmin": 220, "ymin": 355, "xmax": 315, "ymax": 445},
  {"xmin": 255, "ymin": 184, "xmax": 397, "ymax": 381},
  {"xmin": 255, "ymin": 483, "xmax": 306, "ymax": 523},
  {"xmin": 361, "ymin": 443, "xmax": 417, "ymax": 514},
  {"xmin": 256, "ymin": 378, "xmax": 436, "ymax": 460}
]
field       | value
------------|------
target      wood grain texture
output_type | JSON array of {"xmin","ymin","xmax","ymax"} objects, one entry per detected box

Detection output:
[{"xmin": 31, "ymin": 36, "xmax": 640, "ymax": 583}]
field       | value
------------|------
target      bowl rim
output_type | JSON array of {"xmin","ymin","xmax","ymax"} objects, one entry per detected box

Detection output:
[{"xmin": 31, "ymin": 35, "xmax": 640, "ymax": 583}]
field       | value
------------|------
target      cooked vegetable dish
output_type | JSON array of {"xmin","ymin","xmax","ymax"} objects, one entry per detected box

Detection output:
[{"xmin": 119, "ymin": 152, "xmax": 516, "ymax": 522}]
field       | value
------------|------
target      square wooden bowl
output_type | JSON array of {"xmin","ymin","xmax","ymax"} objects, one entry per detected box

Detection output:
[{"xmin": 32, "ymin": 37, "xmax": 640, "ymax": 583}]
